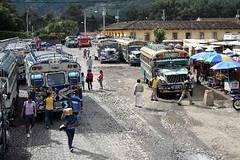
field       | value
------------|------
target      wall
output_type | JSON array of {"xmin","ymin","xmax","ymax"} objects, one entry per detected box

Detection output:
[{"xmin": 106, "ymin": 29, "xmax": 240, "ymax": 42}]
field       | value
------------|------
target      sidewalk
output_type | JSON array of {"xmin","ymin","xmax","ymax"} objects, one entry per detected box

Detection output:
[{"xmin": 180, "ymin": 83, "xmax": 232, "ymax": 109}]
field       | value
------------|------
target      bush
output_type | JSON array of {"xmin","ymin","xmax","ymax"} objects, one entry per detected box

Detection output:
[
  {"xmin": 153, "ymin": 28, "xmax": 165, "ymax": 43},
  {"xmin": 0, "ymin": 31, "xmax": 30, "ymax": 40}
]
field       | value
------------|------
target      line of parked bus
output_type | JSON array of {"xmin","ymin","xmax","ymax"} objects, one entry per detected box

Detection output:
[
  {"xmin": 0, "ymin": 38, "xmax": 83, "ymax": 154},
  {"xmin": 1, "ymin": 39, "xmax": 83, "ymax": 119},
  {"xmin": 91, "ymin": 36, "xmax": 192, "ymax": 96}
]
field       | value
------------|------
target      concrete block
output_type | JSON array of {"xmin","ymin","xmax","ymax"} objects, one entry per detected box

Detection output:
[{"xmin": 203, "ymin": 90, "xmax": 214, "ymax": 106}]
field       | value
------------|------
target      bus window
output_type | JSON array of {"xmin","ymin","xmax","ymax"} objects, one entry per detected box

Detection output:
[
  {"xmin": 47, "ymin": 73, "xmax": 65, "ymax": 86},
  {"xmin": 68, "ymin": 71, "xmax": 80, "ymax": 85},
  {"xmin": 31, "ymin": 73, "xmax": 44, "ymax": 87}
]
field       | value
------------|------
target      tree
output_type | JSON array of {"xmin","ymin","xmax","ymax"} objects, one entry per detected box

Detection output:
[
  {"xmin": 44, "ymin": 20, "xmax": 78, "ymax": 35},
  {"xmin": 153, "ymin": 28, "xmax": 165, "ymax": 43},
  {"xmin": 0, "ymin": 1, "xmax": 24, "ymax": 31}
]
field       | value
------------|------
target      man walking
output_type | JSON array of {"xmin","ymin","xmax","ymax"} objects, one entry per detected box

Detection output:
[
  {"xmin": 150, "ymin": 74, "xmax": 160, "ymax": 101},
  {"xmin": 44, "ymin": 92, "xmax": 54, "ymax": 129},
  {"xmin": 134, "ymin": 79, "xmax": 144, "ymax": 107},
  {"xmin": 178, "ymin": 78, "xmax": 194, "ymax": 106},
  {"xmin": 21, "ymin": 96, "xmax": 37, "ymax": 138},
  {"xmin": 86, "ymin": 56, "xmax": 93, "ymax": 71}
]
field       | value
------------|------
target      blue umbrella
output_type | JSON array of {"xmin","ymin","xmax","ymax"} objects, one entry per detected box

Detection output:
[
  {"xmin": 227, "ymin": 53, "xmax": 240, "ymax": 57},
  {"xmin": 190, "ymin": 51, "xmax": 217, "ymax": 61},
  {"xmin": 210, "ymin": 61, "xmax": 240, "ymax": 70}
]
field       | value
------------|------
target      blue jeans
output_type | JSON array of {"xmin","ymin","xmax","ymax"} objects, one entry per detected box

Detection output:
[
  {"xmin": 66, "ymin": 129, "xmax": 75, "ymax": 149},
  {"xmin": 45, "ymin": 110, "xmax": 53, "ymax": 127}
]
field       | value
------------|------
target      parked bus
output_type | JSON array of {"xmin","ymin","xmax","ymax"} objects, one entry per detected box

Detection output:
[
  {"xmin": 140, "ymin": 44, "xmax": 192, "ymax": 96},
  {"xmin": 117, "ymin": 39, "xmax": 146, "ymax": 65},
  {"xmin": 4, "ymin": 41, "xmax": 31, "ymax": 81},
  {"xmin": 25, "ymin": 50, "xmax": 82, "ymax": 112},
  {"xmin": 93, "ymin": 39, "xmax": 119, "ymax": 60},
  {"xmin": 0, "ymin": 50, "xmax": 18, "ymax": 118}
]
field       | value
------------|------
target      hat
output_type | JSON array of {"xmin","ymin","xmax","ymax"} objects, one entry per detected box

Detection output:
[{"xmin": 63, "ymin": 108, "xmax": 73, "ymax": 116}]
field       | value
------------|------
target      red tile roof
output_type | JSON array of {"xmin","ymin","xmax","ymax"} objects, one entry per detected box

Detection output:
[{"xmin": 106, "ymin": 20, "xmax": 240, "ymax": 30}]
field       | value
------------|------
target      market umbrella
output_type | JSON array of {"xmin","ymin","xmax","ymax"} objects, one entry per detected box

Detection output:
[
  {"xmin": 210, "ymin": 61, "xmax": 240, "ymax": 70},
  {"xmin": 227, "ymin": 53, "xmax": 240, "ymax": 57},
  {"xmin": 190, "ymin": 51, "xmax": 217, "ymax": 61},
  {"xmin": 205, "ymin": 54, "xmax": 232, "ymax": 64}
]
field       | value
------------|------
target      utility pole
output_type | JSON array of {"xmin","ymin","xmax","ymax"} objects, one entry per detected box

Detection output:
[
  {"xmin": 102, "ymin": 7, "xmax": 106, "ymax": 33},
  {"xmin": 84, "ymin": 10, "xmax": 87, "ymax": 36},
  {"xmin": 116, "ymin": 9, "xmax": 120, "ymax": 23},
  {"xmin": 26, "ymin": 9, "xmax": 29, "ymax": 34},
  {"xmin": 162, "ymin": 9, "xmax": 166, "ymax": 21}
]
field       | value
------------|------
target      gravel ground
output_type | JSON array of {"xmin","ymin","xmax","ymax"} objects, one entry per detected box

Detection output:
[{"xmin": 4, "ymin": 46, "xmax": 240, "ymax": 160}]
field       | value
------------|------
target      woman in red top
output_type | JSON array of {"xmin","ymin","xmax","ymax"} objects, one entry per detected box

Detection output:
[
  {"xmin": 98, "ymin": 70, "xmax": 104, "ymax": 89},
  {"xmin": 86, "ymin": 70, "xmax": 93, "ymax": 90}
]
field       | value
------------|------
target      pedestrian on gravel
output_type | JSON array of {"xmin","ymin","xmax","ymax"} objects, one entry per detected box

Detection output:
[
  {"xmin": 178, "ymin": 78, "xmax": 194, "ymax": 106},
  {"xmin": 87, "ymin": 48, "xmax": 90, "ymax": 58},
  {"xmin": 150, "ymin": 74, "xmax": 160, "ymax": 101},
  {"xmin": 44, "ymin": 92, "xmax": 54, "ymax": 129},
  {"xmin": 61, "ymin": 107, "xmax": 78, "ymax": 152},
  {"xmin": 86, "ymin": 56, "xmax": 93, "ymax": 70},
  {"xmin": 97, "ymin": 70, "xmax": 104, "ymax": 89},
  {"xmin": 81, "ymin": 72, "xmax": 85, "ymax": 91},
  {"xmin": 134, "ymin": 79, "xmax": 144, "ymax": 107},
  {"xmin": 71, "ymin": 91, "xmax": 82, "ymax": 114},
  {"xmin": 83, "ymin": 48, "xmax": 87, "ymax": 59},
  {"xmin": 21, "ymin": 96, "xmax": 37, "ymax": 138},
  {"xmin": 86, "ymin": 69, "xmax": 93, "ymax": 90}
]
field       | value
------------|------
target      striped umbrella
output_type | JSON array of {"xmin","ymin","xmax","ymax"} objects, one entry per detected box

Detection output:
[{"xmin": 205, "ymin": 54, "xmax": 232, "ymax": 64}]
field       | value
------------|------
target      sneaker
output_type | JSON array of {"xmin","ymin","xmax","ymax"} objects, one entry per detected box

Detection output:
[
  {"xmin": 27, "ymin": 133, "xmax": 30, "ymax": 138},
  {"xmin": 46, "ymin": 126, "xmax": 49, "ymax": 129},
  {"xmin": 190, "ymin": 102, "xmax": 195, "ymax": 105},
  {"xmin": 70, "ymin": 148, "xmax": 73, "ymax": 152},
  {"xmin": 151, "ymin": 99, "xmax": 154, "ymax": 101},
  {"xmin": 178, "ymin": 103, "xmax": 182, "ymax": 106}
]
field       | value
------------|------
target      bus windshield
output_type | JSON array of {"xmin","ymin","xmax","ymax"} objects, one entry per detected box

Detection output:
[
  {"xmin": 47, "ymin": 73, "xmax": 65, "ymax": 86},
  {"xmin": 68, "ymin": 71, "xmax": 80, "ymax": 84},
  {"xmin": 31, "ymin": 73, "xmax": 44, "ymax": 87},
  {"xmin": 156, "ymin": 59, "xmax": 188, "ymax": 68},
  {"xmin": 129, "ymin": 46, "xmax": 142, "ymax": 52}
]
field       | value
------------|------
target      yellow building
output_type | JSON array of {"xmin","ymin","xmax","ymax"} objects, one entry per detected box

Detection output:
[{"xmin": 105, "ymin": 19, "xmax": 240, "ymax": 42}]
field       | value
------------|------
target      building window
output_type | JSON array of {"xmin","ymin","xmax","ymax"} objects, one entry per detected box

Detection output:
[
  {"xmin": 212, "ymin": 32, "xmax": 218, "ymax": 39},
  {"xmin": 186, "ymin": 32, "xmax": 191, "ymax": 39},
  {"xmin": 144, "ymin": 32, "xmax": 150, "ymax": 41},
  {"xmin": 199, "ymin": 32, "xmax": 204, "ymax": 39},
  {"xmin": 130, "ymin": 32, "xmax": 136, "ymax": 39},
  {"xmin": 172, "ymin": 32, "xmax": 178, "ymax": 40}
]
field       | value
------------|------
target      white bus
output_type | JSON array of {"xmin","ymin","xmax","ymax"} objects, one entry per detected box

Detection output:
[
  {"xmin": 117, "ymin": 39, "xmax": 146, "ymax": 65},
  {"xmin": 0, "ymin": 50, "xmax": 18, "ymax": 117},
  {"xmin": 4, "ymin": 41, "xmax": 31, "ymax": 81},
  {"xmin": 25, "ymin": 50, "xmax": 82, "ymax": 112}
]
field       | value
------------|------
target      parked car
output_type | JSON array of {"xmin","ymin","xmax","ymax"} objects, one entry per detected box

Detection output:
[{"xmin": 65, "ymin": 36, "xmax": 78, "ymax": 48}]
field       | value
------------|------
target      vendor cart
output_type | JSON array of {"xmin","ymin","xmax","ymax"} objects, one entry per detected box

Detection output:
[{"xmin": 224, "ymin": 80, "xmax": 240, "ymax": 94}]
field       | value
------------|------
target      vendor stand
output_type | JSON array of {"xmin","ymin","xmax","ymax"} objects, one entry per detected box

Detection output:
[{"xmin": 211, "ymin": 61, "xmax": 240, "ymax": 94}]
